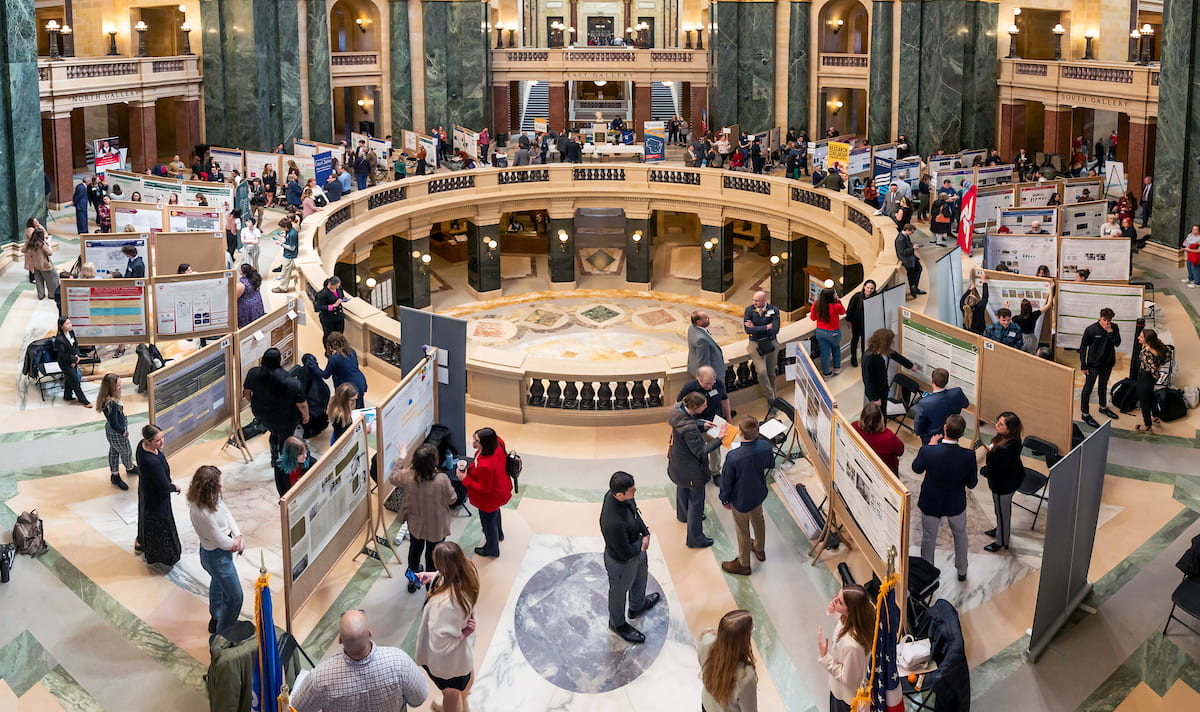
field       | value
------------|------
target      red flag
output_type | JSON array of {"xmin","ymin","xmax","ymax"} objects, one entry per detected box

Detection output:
[{"xmin": 957, "ymin": 184, "xmax": 977, "ymax": 253}]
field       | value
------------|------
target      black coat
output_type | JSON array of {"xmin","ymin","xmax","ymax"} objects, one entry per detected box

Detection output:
[
  {"xmin": 314, "ymin": 287, "xmax": 346, "ymax": 328},
  {"xmin": 912, "ymin": 441, "xmax": 978, "ymax": 517},
  {"xmin": 54, "ymin": 331, "xmax": 80, "ymax": 370},
  {"xmin": 981, "ymin": 438, "xmax": 1024, "ymax": 495},
  {"xmin": 924, "ymin": 600, "xmax": 970, "ymax": 711},
  {"xmin": 862, "ymin": 351, "xmax": 913, "ymax": 403}
]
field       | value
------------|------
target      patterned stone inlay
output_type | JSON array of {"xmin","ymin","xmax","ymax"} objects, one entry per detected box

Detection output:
[
  {"xmin": 522, "ymin": 307, "xmax": 570, "ymax": 330},
  {"xmin": 578, "ymin": 304, "xmax": 622, "ymax": 324},
  {"xmin": 632, "ymin": 307, "xmax": 685, "ymax": 330},
  {"xmin": 847, "ymin": 207, "xmax": 873, "ymax": 234},
  {"xmin": 584, "ymin": 250, "xmax": 616, "ymax": 272},
  {"xmin": 468, "ymin": 318, "xmax": 519, "ymax": 344}
]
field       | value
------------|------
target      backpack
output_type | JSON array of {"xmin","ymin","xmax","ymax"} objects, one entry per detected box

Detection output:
[
  {"xmin": 12, "ymin": 510, "xmax": 47, "ymax": 557},
  {"xmin": 505, "ymin": 450, "xmax": 523, "ymax": 493}
]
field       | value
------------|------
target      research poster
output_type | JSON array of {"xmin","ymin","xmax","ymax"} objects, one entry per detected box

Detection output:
[
  {"xmin": 1059, "ymin": 238, "xmax": 1132, "ymax": 282},
  {"xmin": 928, "ymin": 154, "xmax": 960, "ymax": 173},
  {"xmin": 154, "ymin": 273, "xmax": 233, "ymax": 337},
  {"xmin": 105, "ymin": 170, "xmax": 143, "ymax": 200},
  {"xmin": 453, "ymin": 126, "xmax": 479, "ymax": 159},
  {"xmin": 976, "ymin": 164, "xmax": 1015, "ymax": 186},
  {"xmin": 1064, "ymin": 178, "xmax": 1104, "ymax": 204},
  {"xmin": 848, "ymin": 145, "xmax": 872, "ymax": 176},
  {"xmin": 811, "ymin": 141, "xmax": 829, "ymax": 171},
  {"xmin": 984, "ymin": 275, "xmax": 1055, "ymax": 336},
  {"xmin": 788, "ymin": 342, "xmax": 833, "ymax": 474},
  {"xmin": 960, "ymin": 149, "xmax": 987, "ymax": 167},
  {"xmin": 292, "ymin": 138, "xmax": 319, "ymax": 158},
  {"xmin": 872, "ymin": 156, "xmax": 894, "ymax": 187},
  {"xmin": 238, "ymin": 304, "xmax": 298, "ymax": 380},
  {"xmin": 208, "ymin": 147, "xmax": 245, "ymax": 176},
  {"xmin": 1056, "ymin": 283, "xmax": 1143, "ymax": 353},
  {"xmin": 874, "ymin": 144, "xmax": 898, "ymax": 162},
  {"xmin": 832, "ymin": 417, "xmax": 903, "ymax": 563},
  {"xmin": 287, "ymin": 422, "xmax": 370, "ymax": 584},
  {"xmin": 1018, "ymin": 183, "xmax": 1059, "ymax": 206},
  {"xmin": 142, "ymin": 177, "xmax": 185, "ymax": 205},
  {"xmin": 245, "ymin": 151, "xmax": 280, "ymax": 179},
  {"xmin": 900, "ymin": 312, "xmax": 979, "ymax": 402},
  {"xmin": 113, "ymin": 204, "xmax": 164, "ymax": 233},
  {"xmin": 166, "ymin": 207, "xmax": 223, "ymax": 233},
  {"xmin": 63, "ymin": 282, "xmax": 148, "ymax": 340},
  {"xmin": 83, "ymin": 236, "xmax": 149, "ymax": 277},
  {"xmin": 892, "ymin": 157, "xmax": 922, "ymax": 191},
  {"xmin": 379, "ymin": 358, "xmax": 437, "ymax": 477},
  {"xmin": 998, "ymin": 207, "xmax": 1058, "ymax": 234},
  {"xmin": 93, "ymin": 137, "xmax": 121, "ymax": 173},
  {"xmin": 182, "ymin": 181, "xmax": 233, "ymax": 210},
  {"xmin": 1058, "ymin": 200, "xmax": 1108, "ymax": 237},
  {"xmin": 934, "ymin": 168, "xmax": 975, "ymax": 194},
  {"xmin": 151, "ymin": 344, "xmax": 230, "ymax": 451},
  {"xmin": 984, "ymin": 234, "xmax": 1058, "ymax": 275},
  {"xmin": 976, "ymin": 185, "xmax": 1016, "ymax": 225}
]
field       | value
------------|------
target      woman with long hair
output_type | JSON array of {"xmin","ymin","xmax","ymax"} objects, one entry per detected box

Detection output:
[
  {"xmin": 319, "ymin": 331, "xmax": 367, "ymax": 408},
  {"xmin": 97, "ymin": 195, "xmax": 113, "ymax": 232},
  {"xmin": 960, "ymin": 274, "xmax": 989, "ymax": 335},
  {"xmin": 982, "ymin": 411, "xmax": 1024, "ymax": 552},
  {"xmin": 134, "ymin": 424, "xmax": 182, "ymax": 566},
  {"xmin": 242, "ymin": 347, "xmax": 308, "ymax": 490},
  {"xmin": 1011, "ymin": 292, "xmax": 1052, "ymax": 354},
  {"xmin": 461, "ymin": 427, "xmax": 512, "ymax": 558},
  {"xmin": 389, "ymin": 443, "xmax": 456, "ymax": 591},
  {"xmin": 235, "ymin": 263, "xmax": 266, "ymax": 328},
  {"xmin": 698, "ymin": 609, "xmax": 758, "ymax": 712},
  {"xmin": 1136, "ymin": 329, "xmax": 1167, "ymax": 432},
  {"xmin": 860, "ymin": 328, "xmax": 914, "ymax": 407},
  {"xmin": 853, "ymin": 403, "xmax": 904, "ymax": 475},
  {"xmin": 187, "ymin": 465, "xmax": 244, "ymax": 635},
  {"xmin": 809, "ymin": 287, "xmax": 846, "ymax": 378},
  {"xmin": 818, "ymin": 584, "xmax": 875, "ymax": 712},
  {"xmin": 845, "ymin": 280, "xmax": 876, "ymax": 368},
  {"xmin": 22, "ymin": 226, "xmax": 58, "ymax": 300},
  {"xmin": 54, "ymin": 317, "xmax": 90, "ymax": 406},
  {"xmin": 276, "ymin": 436, "xmax": 316, "ymax": 494},
  {"xmin": 415, "ymin": 542, "xmax": 480, "ymax": 712},
  {"xmin": 96, "ymin": 373, "xmax": 137, "ymax": 490},
  {"xmin": 327, "ymin": 383, "xmax": 359, "ymax": 443}
]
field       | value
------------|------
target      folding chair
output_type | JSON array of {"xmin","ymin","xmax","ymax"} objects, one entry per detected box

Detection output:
[
  {"xmin": 1163, "ymin": 534, "xmax": 1200, "ymax": 635},
  {"xmin": 907, "ymin": 556, "xmax": 941, "ymax": 638},
  {"xmin": 764, "ymin": 397, "xmax": 799, "ymax": 465},
  {"xmin": 1013, "ymin": 435, "xmax": 1060, "ymax": 530},
  {"xmin": 886, "ymin": 372, "xmax": 923, "ymax": 435}
]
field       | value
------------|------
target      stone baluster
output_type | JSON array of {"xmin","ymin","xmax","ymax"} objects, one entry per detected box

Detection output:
[
  {"xmin": 647, "ymin": 379, "xmax": 663, "ymax": 407},
  {"xmin": 597, "ymin": 382, "xmax": 614, "ymax": 410},
  {"xmin": 563, "ymin": 381, "xmax": 580, "ymax": 409},
  {"xmin": 614, "ymin": 382, "xmax": 630, "ymax": 409},
  {"xmin": 631, "ymin": 380, "xmax": 647, "ymax": 408},
  {"xmin": 546, "ymin": 380, "xmax": 563, "ymax": 408},
  {"xmin": 528, "ymin": 378, "xmax": 546, "ymax": 406},
  {"xmin": 580, "ymin": 382, "xmax": 597, "ymax": 410}
]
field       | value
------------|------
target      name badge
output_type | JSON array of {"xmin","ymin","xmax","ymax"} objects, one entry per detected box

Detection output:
[{"xmin": 708, "ymin": 389, "xmax": 718, "ymax": 397}]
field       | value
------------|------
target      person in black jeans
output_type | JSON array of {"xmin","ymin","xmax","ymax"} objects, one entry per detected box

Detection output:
[
  {"xmin": 600, "ymin": 471, "xmax": 659, "ymax": 645},
  {"xmin": 55, "ymin": 317, "xmax": 91, "ymax": 406},
  {"xmin": 981, "ymin": 412, "xmax": 1024, "ymax": 552},
  {"xmin": 242, "ymin": 348, "xmax": 309, "ymax": 490},
  {"xmin": 895, "ymin": 224, "xmax": 925, "ymax": 298},
  {"xmin": 1135, "ymin": 329, "xmax": 1167, "ymax": 433},
  {"xmin": 861, "ymin": 328, "xmax": 914, "ymax": 407},
  {"xmin": 1079, "ymin": 307, "xmax": 1122, "ymax": 428},
  {"xmin": 314, "ymin": 276, "xmax": 350, "ymax": 346},
  {"xmin": 845, "ymin": 280, "xmax": 876, "ymax": 367}
]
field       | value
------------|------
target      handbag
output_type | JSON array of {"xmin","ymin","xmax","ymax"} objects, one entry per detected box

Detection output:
[
  {"xmin": 756, "ymin": 338, "xmax": 779, "ymax": 356},
  {"xmin": 896, "ymin": 635, "xmax": 932, "ymax": 671},
  {"xmin": 934, "ymin": 210, "xmax": 951, "ymax": 224}
]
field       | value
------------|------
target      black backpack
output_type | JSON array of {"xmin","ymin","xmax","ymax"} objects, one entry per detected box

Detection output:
[{"xmin": 505, "ymin": 450, "xmax": 523, "ymax": 493}]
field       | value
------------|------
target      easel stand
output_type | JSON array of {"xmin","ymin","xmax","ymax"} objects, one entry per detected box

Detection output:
[
  {"xmin": 809, "ymin": 508, "xmax": 852, "ymax": 564},
  {"xmin": 221, "ymin": 407, "xmax": 253, "ymax": 463},
  {"xmin": 352, "ymin": 477, "xmax": 394, "ymax": 578}
]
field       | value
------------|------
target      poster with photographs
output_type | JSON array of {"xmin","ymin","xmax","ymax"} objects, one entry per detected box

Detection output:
[
  {"xmin": 831, "ymin": 415, "xmax": 904, "ymax": 564},
  {"xmin": 1057, "ymin": 200, "xmax": 1108, "ymax": 237},
  {"xmin": 1059, "ymin": 238, "xmax": 1132, "ymax": 282},
  {"xmin": 1063, "ymin": 178, "xmax": 1104, "ymax": 205},
  {"xmin": 1017, "ymin": 182, "xmax": 1060, "ymax": 207},
  {"xmin": 787, "ymin": 341, "xmax": 833, "ymax": 475},
  {"xmin": 984, "ymin": 233, "xmax": 1058, "ymax": 276}
]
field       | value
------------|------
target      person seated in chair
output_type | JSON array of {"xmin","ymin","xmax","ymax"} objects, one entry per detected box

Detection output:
[{"xmin": 912, "ymin": 368, "xmax": 969, "ymax": 445}]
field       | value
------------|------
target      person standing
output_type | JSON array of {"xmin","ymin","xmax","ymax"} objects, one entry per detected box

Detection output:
[
  {"xmin": 389, "ymin": 444, "xmax": 456, "ymax": 587},
  {"xmin": 698, "ymin": 610, "xmax": 758, "ymax": 712},
  {"xmin": 272, "ymin": 217, "xmax": 299, "ymax": 293},
  {"xmin": 319, "ymin": 332, "xmax": 368, "ymax": 409},
  {"xmin": 461, "ymin": 427, "xmax": 512, "ymax": 558},
  {"xmin": 912, "ymin": 414, "xmax": 978, "ymax": 581},
  {"xmin": 809, "ymin": 286, "xmax": 846, "ymax": 378},
  {"xmin": 817, "ymin": 585, "xmax": 874, "ymax": 712},
  {"xmin": 981, "ymin": 412, "xmax": 1023, "ymax": 553},
  {"xmin": 292, "ymin": 611, "xmax": 428, "ymax": 712},
  {"xmin": 895, "ymin": 224, "xmax": 925, "ymax": 298},
  {"xmin": 314, "ymin": 276, "xmax": 350, "ymax": 344},
  {"xmin": 1183, "ymin": 225, "xmax": 1200, "ymax": 288},
  {"xmin": 861, "ymin": 328, "xmax": 914, "ymax": 407},
  {"xmin": 1011, "ymin": 295, "xmax": 1052, "ymax": 354},
  {"xmin": 22, "ymin": 227, "xmax": 58, "ymax": 301},
  {"xmin": 87, "ymin": 175, "xmax": 107, "ymax": 223},
  {"xmin": 1078, "ymin": 307, "xmax": 1122, "ymax": 428},
  {"xmin": 743, "ymin": 291, "xmax": 781, "ymax": 403},
  {"xmin": 959, "ymin": 274, "xmax": 989, "ymax": 335},
  {"xmin": 845, "ymin": 280, "xmax": 876, "ymax": 367},
  {"xmin": 718, "ymin": 418, "xmax": 773, "ymax": 576},
  {"xmin": 55, "ymin": 318, "xmax": 90, "ymax": 406},
  {"xmin": 600, "ymin": 471, "xmax": 659, "ymax": 644},
  {"xmin": 187, "ymin": 465, "xmax": 244, "ymax": 635},
  {"xmin": 668, "ymin": 392, "xmax": 724, "ymax": 549},
  {"xmin": 412, "ymin": 543, "xmax": 479, "ymax": 712},
  {"xmin": 239, "ymin": 217, "xmax": 262, "ymax": 271},
  {"xmin": 120, "ymin": 244, "xmax": 145, "ymax": 278},
  {"xmin": 1135, "ymin": 329, "xmax": 1167, "ymax": 433},
  {"xmin": 688, "ymin": 309, "xmax": 726, "ymax": 378},
  {"xmin": 134, "ymin": 424, "xmax": 182, "ymax": 567},
  {"xmin": 912, "ymin": 368, "xmax": 969, "ymax": 445},
  {"xmin": 235, "ymin": 264, "xmax": 266, "ymax": 328},
  {"xmin": 1140, "ymin": 175, "xmax": 1154, "ymax": 227},
  {"xmin": 242, "ymin": 348, "xmax": 309, "ymax": 484},
  {"xmin": 72, "ymin": 178, "xmax": 90, "ymax": 234},
  {"xmin": 96, "ymin": 373, "xmax": 137, "ymax": 490},
  {"xmin": 676, "ymin": 366, "xmax": 731, "ymax": 478},
  {"xmin": 96, "ymin": 195, "xmax": 113, "ymax": 233}
]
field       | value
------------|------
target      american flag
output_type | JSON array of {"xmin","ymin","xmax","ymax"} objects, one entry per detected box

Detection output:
[{"xmin": 862, "ymin": 577, "xmax": 904, "ymax": 712}]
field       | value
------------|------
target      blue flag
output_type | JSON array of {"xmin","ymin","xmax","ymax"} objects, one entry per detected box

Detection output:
[{"xmin": 252, "ymin": 573, "xmax": 281, "ymax": 712}]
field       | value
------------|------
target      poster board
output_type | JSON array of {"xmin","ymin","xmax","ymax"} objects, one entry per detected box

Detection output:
[
  {"xmin": 935, "ymin": 248, "xmax": 965, "ymax": 328},
  {"xmin": 375, "ymin": 356, "xmax": 438, "ymax": 506},
  {"xmin": 81, "ymin": 235, "xmax": 152, "ymax": 277},
  {"xmin": 1057, "ymin": 200, "xmax": 1108, "ymax": 237},
  {"xmin": 166, "ymin": 206, "xmax": 225, "ymax": 233},
  {"xmin": 977, "ymin": 334, "xmax": 1076, "ymax": 455},
  {"xmin": 976, "ymin": 185, "xmax": 1016, "ymax": 226},
  {"xmin": 147, "ymin": 339, "xmax": 234, "ymax": 457},
  {"xmin": 810, "ymin": 139, "xmax": 830, "ymax": 171},
  {"xmin": 236, "ymin": 299, "xmax": 300, "ymax": 393},
  {"xmin": 417, "ymin": 135, "xmax": 438, "ymax": 170},
  {"xmin": 453, "ymin": 126, "xmax": 479, "ymax": 159},
  {"xmin": 960, "ymin": 149, "xmax": 987, "ymax": 167},
  {"xmin": 998, "ymin": 206, "xmax": 1058, "ymax": 234},
  {"xmin": 141, "ymin": 176, "xmax": 185, "ymax": 205},
  {"xmin": 981, "ymin": 269, "xmax": 1055, "ymax": 326},
  {"xmin": 93, "ymin": 136, "xmax": 122, "ymax": 173},
  {"xmin": 245, "ymin": 151, "xmax": 280, "ymax": 179},
  {"xmin": 208, "ymin": 146, "xmax": 245, "ymax": 177},
  {"xmin": 1017, "ymin": 182, "xmax": 1060, "ymax": 207},
  {"xmin": 401, "ymin": 130, "xmax": 420, "ymax": 152},
  {"xmin": 105, "ymin": 170, "xmax": 144, "ymax": 201},
  {"xmin": 290, "ymin": 155, "xmax": 316, "ymax": 184},
  {"xmin": 934, "ymin": 168, "xmax": 975, "ymax": 194},
  {"xmin": 863, "ymin": 283, "xmax": 908, "ymax": 340},
  {"xmin": 181, "ymin": 180, "xmax": 234, "ymax": 210},
  {"xmin": 983, "ymin": 233, "xmax": 1058, "ymax": 275},
  {"xmin": 872, "ymin": 156, "xmax": 895, "ymax": 187},
  {"xmin": 848, "ymin": 145, "xmax": 872, "ymax": 176},
  {"xmin": 976, "ymin": 164, "xmax": 1015, "ymax": 187},
  {"xmin": 152, "ymin": 231, "xmax": 227, "ymax": 275},
  {"xmin": 787, "ymin": 341, "xmax": 834, "ymax": 483},
  {"xmin": 1063, "ymin": 177, "xmax": 1104, "ymax": 204},
  {"xmin": 280, "ymin": 418, "xmax": 372, "ymax": 630},
  {"xmin": 873, "ymin": 143, "xmax": 898, "ymax": 162},
  {"xmin": 928, "ymin": 154, "xmax": 960, "ymax": 173},
  {"xmin": 59, "ymin": 278, "xmax": 149, "ymax": 345},
  {"xmin": 112, "ymin": 201, "xmax": 166, "ymax": 233},
  {"xmin": 151, "ymin": 270, "xmax": 237, "ymax": 340},
  {"xmin": 830, "ymin": 412, "xmax": 909, "ymax": 578},
  {"xmin": 1059, "ymin": 237, "xmax": 1132, "ymax": 282},
  {"xmin": 1056, "ymin": 282, "xmax": 1143, "ymax": 353},
  {"xmin": 897, "ymin": 308, "xmax": 981, "ymax": 405}
]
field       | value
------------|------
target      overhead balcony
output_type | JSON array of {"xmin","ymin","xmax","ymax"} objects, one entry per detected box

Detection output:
[
  {"xmin": 38, "ymin": 54, "xmax": 202, "ymax": 113},
  {"xmin": 817, "ymin": 53, "xmax": 869, "ymax": 83},
  {"xmin": 331, "ymin": 51, "xmax": 381, "ymax": 86},
  {"xmin": 997, "ymin": 58, "xmax": 1159, "ymax": 119},
  {"xmin": 490, "ymin": 47, "xmax": 709, "ymax": 85}
]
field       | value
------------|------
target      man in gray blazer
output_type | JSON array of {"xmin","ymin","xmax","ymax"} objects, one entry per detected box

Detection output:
[{"xmin": 687, "ymin": 310, "xmax": 725, "ymax": 379}]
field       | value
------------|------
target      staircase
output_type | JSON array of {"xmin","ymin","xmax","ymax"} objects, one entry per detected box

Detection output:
[
  {"xmin": 520, "ymin": 81, "xmax": 549, "ymax": 132},
  {"xmin": 650, "ymin": 81, "xmax": 680, "ymax": 120}
]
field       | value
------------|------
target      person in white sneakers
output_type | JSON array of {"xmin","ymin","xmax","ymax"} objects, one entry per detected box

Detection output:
[{"xmin": 1183, "ymin": 225, "xmax": 1200, "ymax": 288}]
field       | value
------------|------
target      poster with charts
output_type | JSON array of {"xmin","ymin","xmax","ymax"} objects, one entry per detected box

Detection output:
[
  {"xmin": 899, "ymin": 311, "xmax": 979, "ymax": 403},
  {"xmin": 237, "ymin": 301, "xmax": 299, "ymax": 383},
  {"xmin": 287, "ymin": 421, "xmax": 369, "ymax": 584},
  {"xmin": 984, "ymin": 233, "xmax": 1058, "ymax": 275},
  {"xmin": 976, "ymin": 164, "xmax": 1015, "ymax": 187},
  {"xmin": 82, "ymin": 236, "xmax": 150, "ymax": 277},
  {"xmin": 208, "ymin": 147, "xmax": 245, "ymax": 177},
  {"xmin": 928, "ymin": 154, "xmax": 961, "ymax": 173},
  {"xmin": 182, "ymin": 181, "xmax": 233, "ymax": 210},
  {"xmin": 166, "ymin": 207, "xmax": 223, "ymax": 233},
  {"xmin": 245, "ymin": 151, "xmax": 280, "ymax": 179},
  {"xmin": 150, "ymin": 342, "xmax": 231, "ymax": 456},
  {"xmin": 976, "ymin": 185, "xmax": 1016, "ymax": 226},
  {"xmin": 141, "ymin": 177, "xmax": 184, "ymax": 205},
  {"xmin": 1059, "ymin": 238, "xmax": 1131, "ymax": 282},
  {"xmin": 787, "ymin": 341, "xmax": 833, "ymax": 476},
  {"xmin": 1056, "ymin": 282, "xmax": 1142, "ymax": 353},
  {"xmin": 1058, "ymin": 200, "xmax": 1108, "ymax": 237},
  {"xmin": 379, "ymin": 358, "xmax": 437, "ymax": 479},
  {"xmin": 105, "ymin": 170, "xmax": 143, "ymax": 201},
  {"xmin": 113, "ymin": 204, "xmax": 165, "ymax": 234},
  {"xmin": 832, "ymin": 415, "xmax": 904, "ymax": 564},
  {"xmin": 62, "ymin": 281, "xmax": 148, "ymax": 342},
  {"xmin": 154, "ymin": 272, "xmax": 233, "ymax": 337},
  {"xmin": 1018, "ymin": 182, "xmax": 1060, "ymax": 206},
  {"xmin": 998, "ymin": 206, "xmax": 1058, "ymax": 234}
]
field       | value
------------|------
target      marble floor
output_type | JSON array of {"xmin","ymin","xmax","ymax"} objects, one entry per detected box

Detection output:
[{"xmin": 2, "ymin": 202, "xmax": 1200, "ymax": 712}]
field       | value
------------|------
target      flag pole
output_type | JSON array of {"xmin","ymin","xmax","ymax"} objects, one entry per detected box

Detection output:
[{"xmin": 886, "ymin": 545, "xmax": 896, "ymax": 578}]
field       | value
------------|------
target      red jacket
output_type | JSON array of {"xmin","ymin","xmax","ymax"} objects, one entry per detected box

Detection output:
[
  {"xmin": 463, "ymin": 437, "xmax": 512, "ymax": 512},
  {"xmin": 853, "ymin": 422, "xmax": 904, "ymax": 475}
]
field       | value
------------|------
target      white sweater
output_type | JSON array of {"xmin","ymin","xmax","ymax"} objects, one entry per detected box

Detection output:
[
  {"xmin": 188, "ymin": 499, "xmax": 241, "ymax": 552},
  {"xmin": 819, "ymin": 620, "xmax": 869, "ymax": 704},
  {"xmin": 414, "ymin": 592, "xmax": 475, "ymax": 680}
]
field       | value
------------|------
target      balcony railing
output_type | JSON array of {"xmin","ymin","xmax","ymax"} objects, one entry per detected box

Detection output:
[
  {"xmin": 38, "ymin": 54, "xmax": 202, "ymax": 109},
  {"xmin": 998, "ymin": 58, "xmax": 1158, "ymax": 108},
  {"xmin": 820, "ymin": 53, "xmax": 869, "ymax": 68},
  {"xmin": 490, "ymin": 47, "xmax": 709, "ymax": 82}
]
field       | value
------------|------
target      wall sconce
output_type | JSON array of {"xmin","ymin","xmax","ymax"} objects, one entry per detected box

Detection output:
[
  {"xmin": 631, "ymin": 231, "xmax": 643, "ymax": 253},
  {"xmin": 106, "ymin": 27, "xmax": 118, "ymax": 56},
  {"xmin": 557, "ymin": 229, "xmax": 570, "ymax": 252},
  {"xmin": 567, "ymin": 26, "xmax": 576, "ymax": 46},
  {"xmin": 365, "ymin": 276, "xmax": 377, "ymax": 290},
  {"xmin": 411, "ymin": 251, "xmax": 431, "ymax": 275},
  {"xmin": 181, "ymin": 21, "xmax": 192, "ymax": 55},
  {"xmin": 830, "ymin": 18, "xmax": 844, "ymax": 34},
  {"xmin": 769, "ymin": 254, "xmax": 783, "ymax": 276},
  {"xmin": 1006, "ymin": 25, "xmax": 1020, "ymax": 59},
  {"xmin": 594, "ymin": 80, "xmax": 607, "ymax": 88},
  {"xmin": 486, "ymin": 238, "xmax": 498, "ymax": 260},
  {"xmin": 694, "ymin": 23, "xmax": 705, "ymax": 50},
  {"xmin": 1083, "ymin": 30, "xmax": 1096, "ymax": 60},
  {"xmin": 135, "ymin": 20, "xmax": 148, "ymax": 57},
  {"xmin": 830, "ymin": 100, "xmax": 844, "ymax": 116},
  {"xmin": 702, "ymin": 240, "xmax": 715, "ymax": 260},
  {"xmin": 1051, "ymin": 23, "xmax": 1065, "ymax": 62},
  {"xmin": 355, "ymin": 18, "xmax": 367, "ymax": 34},
  {"xmin": 357, "ymin": 98, "xmax": 369, "ymax": 114},
  {"xmin": 45, "ymin": 20, "xmax": 62, "ymax": 61},
  {"xmin": 1139, "ymin": 23, "xmax": 1154, "ymax": 65}
]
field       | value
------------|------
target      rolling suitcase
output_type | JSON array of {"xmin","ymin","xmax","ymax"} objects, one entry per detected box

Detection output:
[{"xmin": 1110, "ymin": 377, "xmax": 1138, "ymax": 414}]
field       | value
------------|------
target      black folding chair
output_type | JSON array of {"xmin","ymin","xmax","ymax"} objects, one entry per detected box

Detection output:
[
  {"xmin": 1163, "ymin": 534, "xmax": 1200, "ymax": 635},
  {"xmin": 886, "ymin": 372, "xmax": 923, "ymax": 435},
  {"xmin": 764, "ymin": 397, "xmax": 799, "ymax": 465},
  {"xmin": 1014, "ymin": 435, "xmax": 1060, "ymax": 530},
  {"xmin": 907, "ymin": 556, "xmax": 942, "ymax": 637}
]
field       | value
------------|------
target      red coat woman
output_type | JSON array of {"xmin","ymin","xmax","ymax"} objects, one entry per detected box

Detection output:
[{"xmin": 461, "ymin": 428, "xmax": 512, "ymax": 557}]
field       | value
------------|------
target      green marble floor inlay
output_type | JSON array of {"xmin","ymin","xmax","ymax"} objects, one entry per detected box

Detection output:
[
  {"xmin": 0, "ymin": 630, "xmax": 105, "ymax": 710},
  {"xmin": 1077, "ymin": 632, "xmax": 1200, "ymax": 710},
  {"xmin": 0, "ymin": 413, "xmax": 148, "ymax": 444}
]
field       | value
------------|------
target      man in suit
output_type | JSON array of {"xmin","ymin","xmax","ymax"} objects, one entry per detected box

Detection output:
[
  {"xmin": 912, "ymin": 414, "xmax": 978, "ymax": 581},
  {"xmin": 72, "ymin": 178, "xmax": 90, "ymax": 235},
  {"xmin": 913, "ymin": 368, "xmax": 969, "ymax": 445},
  {"xmin": 121, "ymin": 245, "xmax": 145, "ymax": 279},
  {"xmin": 687, "ymin": 310, "xmax": 725, "ymax": 378},
  {"xmin": 895, "ymin": 224, "xmax": 925, "ymax": 298},
  {"xmin": 718, "ymin": 417, "xmax": 774, "ymax": 576},
  {"xmin": 668, "ymin": 392, "xmax": 725, "ymax": 549},
  {"xmin": 1140, "ymin": 175, "xmax": 1154, "ymax": 227}
]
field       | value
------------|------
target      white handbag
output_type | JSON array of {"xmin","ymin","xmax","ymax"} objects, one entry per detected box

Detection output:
[{"xmin": 896, "ymin": 635, "xmax": 932, "ymax": 671}]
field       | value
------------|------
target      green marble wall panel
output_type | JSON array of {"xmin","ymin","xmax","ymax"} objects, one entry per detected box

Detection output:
[
  {"xmin": 712, "ymin": 2, "xmax": 776, "ymax": 131},
  {"xmin": 0, "ymin": 0, "xmax": 46, "ymax": 239},
  {"xmin": 712, "ymin": 3, "xmax": 740, "ymax": 129},
  {"xmin": 626, "ymin": 218, "xmax": 651, "ymax": 283},
  {"xmin": 306, "ymin": 0, "xmax": 334, "ymax": 143},
  {"xmin": 962, "ymin": 1, "xmax": 997, "ymax": 150},
  {"xmin": 787, "ymin": 2, "xmax": 810, "ymax": 133},
  {"xmin": 896, "ymin": 0, "xmax": 923, "ymax": 151},
  {"xmin": 868, "ymin": 1, "xmax": 894, "ymax": 145},
  {"xmin": 548, "ymin": 217, "xmax": 575, "ymax": 283},
  {"xmin": 1150, "ymin": 0, "xmax": 1200, "ymax": 247},
  {"xmin": 390, "ymin": 0, "xmax": 414, "ymax": 136},
  {"xmin": 199, "ymin": 0, "xmax": 228, "ymax": 146},
  {"xmin": 423, "ymin": 1, "xmax": 489, "ymax": 132}
]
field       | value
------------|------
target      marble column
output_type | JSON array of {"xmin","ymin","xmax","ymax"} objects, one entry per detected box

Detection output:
[
  {"xmin": 548, "ymin": 83, "xmax": 567, "ymax": 132},
  {"xmin": 548, "ymin": 217, "xmax": 575, "ymax": 284},
  {"xmin": 998, "ymin": 102, "xmax": 1026, "ymax": 162},
  {"xmin": 306, "ymin": 0, "xmax": 334, "ymax": 143},
  {"xmin": 625, "ymin": 217, "xmax": 651, "ymax": 284},
  {"xmin": 1043, "ymin": 106, "xmax": 1072, "ymax": 163},
  {"xmin": 199, "ymin": 0, "xmax": 302, "ymax": 150},
  {"xmin": 711, "ymin": 1, "xmax": 776, "ymax": 131},
  {"xmin": 787, "ymin": 1, "xmax": 810, "ymax": 133},
  {"xmin": 633, "ymin": 83, "xmax": 652, "ymax": 141},
  {"xmin": 769, "ymin": 234, "xmax": 807, "ymax": 313},
  {"xmin": 128, "ymin": 102, "xmax": 158, "ymax": 172},
  {"xmin": 174, "ymin": 99, "xmax": 202, "ymax": 157},
  {"xmin": 43, "ymin": 114, "xmax": 74, "ymax": 206},
  {"xmin": 897, "ymin": 0, "xmax": 997, "ymax": 156},
  {"xmin": 1150, "ymin": 0, "xmax": 1199, "ymax": 247},
  {"xmin": 468, "ymin": 222, "xmax": 501, "ymax": 295},
  {"xmin": 390, "ymin": 0, "xmax": 414, "ymax": 137},
  {"xmin": 393, "ymin": 234, "xmax": 432, "ymax": 309},
  {"xmin": 0, "ymin": 0, "xmax": 47, "ymax": 239},
  {"xmin": 422, "ymin": 0, "xmax": 489, "ymax": 133},
  {"xmin": 868, "ymin": 0, "xmax": 894, "ymax": 145},
  {"xmin": 701, "ymin": 223, "xmax": 733, "ymax": 295}
]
